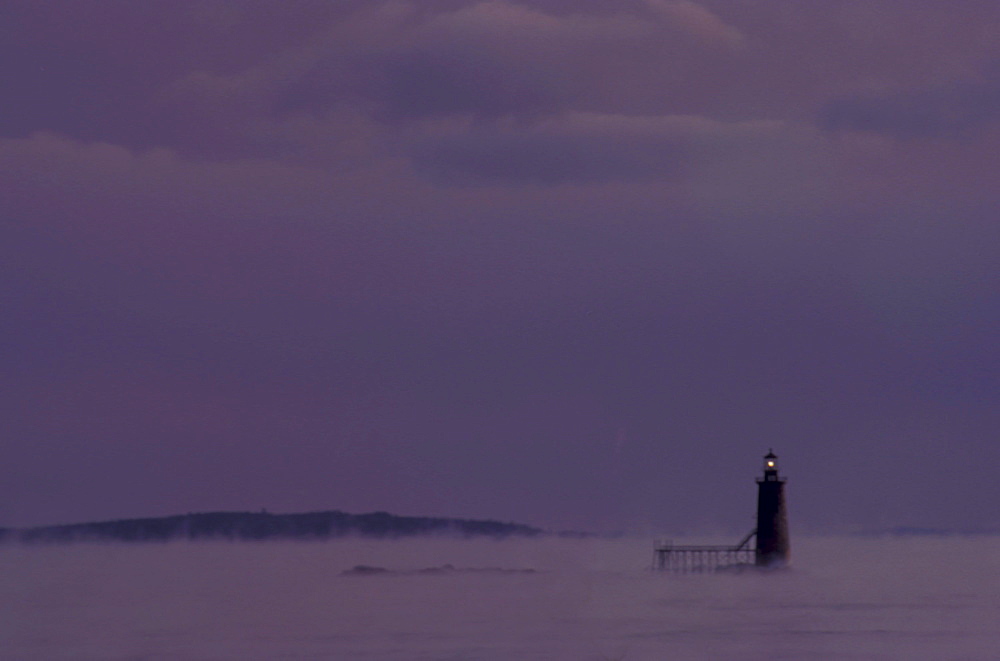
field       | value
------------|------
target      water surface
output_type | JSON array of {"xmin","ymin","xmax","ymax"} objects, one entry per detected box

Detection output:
[{"xmin": 4, "ymin": 535, "xmax": 999, "ymax": 659}]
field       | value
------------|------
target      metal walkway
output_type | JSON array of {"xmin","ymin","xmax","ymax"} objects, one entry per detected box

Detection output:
[{"xmin": 653, "ymin": 529, "xmax": 756, "ymax": 573}]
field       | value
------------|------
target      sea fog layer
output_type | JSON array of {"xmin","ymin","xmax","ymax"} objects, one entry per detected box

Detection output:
[{"xmin": 4, "ymin": 535, "xmax": 1000, "ymax": 660}]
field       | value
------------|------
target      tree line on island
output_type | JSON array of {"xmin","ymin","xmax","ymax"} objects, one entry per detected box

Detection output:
[{"xmin": 0, "ymin": 510, "xmax": 546, "ymax": 544}]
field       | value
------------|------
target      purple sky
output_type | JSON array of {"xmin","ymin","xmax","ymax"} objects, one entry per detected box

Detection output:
[{"xmin": 3, "ymin": 0, "xmax": 1000, "ymax": 534}]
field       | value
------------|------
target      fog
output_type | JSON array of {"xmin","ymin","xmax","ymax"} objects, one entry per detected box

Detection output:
[{"xmin": 4, "ymin": 535, "xmax": 1000, "ymax": 660}]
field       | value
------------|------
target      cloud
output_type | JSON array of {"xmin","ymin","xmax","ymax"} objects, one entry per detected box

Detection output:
[
  {"xmin": 421, "ymin": 1, "xmax": 649, "ymax": 42},
  {"xmin": 643, "ymin": 0, "xmax": 745, "ymax": 47},
  {"xmin": 263, "ymin": 1, "xmax": 656, "ymax": 122},
  {"xmin": 133, "ymin": 0, "xmax": 755, "ymax": 162},
  {"xmin": 411, "ymin": 116, "xmax": 684, "ymax": 186},
  {"xmin": 820, "ymin": 68, "xmax": 1000, "ymax": 139},
  {"xmin": 2, "ymin": 1, "xmax": 756, "ymax": 169},
  {"xmin": 410, "ymin": 113, "xmax": 790, "ymax": 186}
]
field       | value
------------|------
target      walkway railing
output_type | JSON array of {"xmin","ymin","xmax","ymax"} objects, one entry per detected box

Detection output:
[{"xmin": 653, "ymin": 529, "xmax": 756, "ymax": 573}]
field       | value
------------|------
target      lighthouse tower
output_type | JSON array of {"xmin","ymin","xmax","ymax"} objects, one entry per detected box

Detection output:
[{"xmin": 755, "ymin": 449, "xmax": 790, "ymax": 567}]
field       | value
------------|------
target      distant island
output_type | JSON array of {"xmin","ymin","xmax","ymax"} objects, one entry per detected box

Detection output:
[{"xmin": 0, "ymin": 510, "xmax": 545, "ymax": 544}]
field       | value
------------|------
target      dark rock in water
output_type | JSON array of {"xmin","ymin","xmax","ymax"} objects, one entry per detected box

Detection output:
[
  {"xmin": 417, "ymin": 563, "xmax": 457, "ymax": 575},
  {"xmin": 341, "ymin": 564, "xmax": 539, "ymax": 577},
  {"xmin": 463, "ymin": 566, "xmax": 538, "ymax": 575},
  {"xmin": 340, "ymin": 565, "xmax": 391, "ymax": 576}
]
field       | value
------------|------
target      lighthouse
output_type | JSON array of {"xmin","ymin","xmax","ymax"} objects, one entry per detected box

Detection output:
[
  {"xmin": 755, "ymin": 449, "xmax": 790, "ymax": 567},
  {"xmin": 653, "ymin": 451, "xmax": 792, "ymax": 572}
]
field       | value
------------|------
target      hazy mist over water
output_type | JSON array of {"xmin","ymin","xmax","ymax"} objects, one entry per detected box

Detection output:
[{"xmin": 4, "ymin": 536, "xmax": 1000, "ymax": 660}]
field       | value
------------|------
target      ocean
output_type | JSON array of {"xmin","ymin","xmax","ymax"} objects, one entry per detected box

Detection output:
[{"xmin": 4, "ymin": 535, "xmax": 999, "ymax": 660}]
